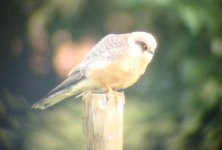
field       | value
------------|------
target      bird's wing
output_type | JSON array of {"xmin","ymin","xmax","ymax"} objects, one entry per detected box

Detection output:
[
  {"xmin": 68, "ymin": 33, "xmax": 130, "ymax": 75},
  {"xmin": 44, "ymin": 69, "xmax": 85, "ymax": 98}
]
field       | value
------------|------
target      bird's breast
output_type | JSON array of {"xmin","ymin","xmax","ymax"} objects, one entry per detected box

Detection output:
[{"xmin": 87, "ymin": 55, "xmax": 150, "ymax": 89}]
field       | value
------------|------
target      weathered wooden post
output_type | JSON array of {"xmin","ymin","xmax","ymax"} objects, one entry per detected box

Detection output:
[{"xmin": 82, "ymin": 92, "xmax": 125, "ymax": 150}]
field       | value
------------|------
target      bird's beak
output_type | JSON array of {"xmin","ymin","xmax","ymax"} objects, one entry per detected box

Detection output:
[{"xmin": 147, "ymin": 48, "xmax": 154, "ymax": 55}]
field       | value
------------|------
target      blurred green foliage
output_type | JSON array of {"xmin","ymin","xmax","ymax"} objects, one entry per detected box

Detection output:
[{"xmin": 0, "ymin": 0, "xmax": 222, "ymax": 150}]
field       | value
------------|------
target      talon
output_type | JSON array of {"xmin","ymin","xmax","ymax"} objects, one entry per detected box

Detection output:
[
  {"xmin": 106, "ymin": 87, "xmax": 121, "ymax": 104},
  {"xmin": 106, "ymin": 87, "xmax": 114, "ymax": 95}
]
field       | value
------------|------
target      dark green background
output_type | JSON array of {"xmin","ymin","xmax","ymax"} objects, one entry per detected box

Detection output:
[{"xmin": 0, "ymin": 0, "xmax": 221, "ymax": 149}]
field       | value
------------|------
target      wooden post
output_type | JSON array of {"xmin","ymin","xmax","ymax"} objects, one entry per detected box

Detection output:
[{"xmin": 82, "ymin": 92, "xmax": 125, "ymax": 150}]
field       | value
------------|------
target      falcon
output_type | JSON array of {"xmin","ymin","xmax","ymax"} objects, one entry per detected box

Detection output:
[{"xmin": 32, "ymin": 31, "xmax": 157, "ymax": 109}]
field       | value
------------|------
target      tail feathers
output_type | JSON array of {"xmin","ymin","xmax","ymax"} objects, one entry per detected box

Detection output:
[
  {"xmin": 32, "ymin": 70, "xmax": 88, "ymax": 109},
  {"xmin": 31, "ymin": 87, "xmax": 80, "ymax": 109}
]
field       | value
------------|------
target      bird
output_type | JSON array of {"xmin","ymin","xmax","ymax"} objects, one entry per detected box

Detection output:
[{"xmin": 32, "ymin": 31, "xmax": 157, "ymax": 109}]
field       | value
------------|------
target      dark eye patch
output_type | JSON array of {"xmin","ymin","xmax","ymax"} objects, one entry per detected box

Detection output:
[
  {"xmin": 136, "ymin": 41, "xmax": 148, "ymax": 51},
  {"xmin": 135, "ymin": 41, "xmax": 154, "ymax": 54}
]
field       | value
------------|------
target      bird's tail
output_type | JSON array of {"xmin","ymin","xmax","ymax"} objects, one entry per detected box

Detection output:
[
  {"xmin": 32, "ymin": 77, "xmax": 92, "ymax": 109},
  {"xmin": 31, "ymin": 88, "xmax": 78, "ymax": 109}
]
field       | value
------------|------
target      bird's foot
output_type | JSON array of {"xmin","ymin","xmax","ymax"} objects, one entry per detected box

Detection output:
[{"xmin": 106, "ymin": 87, "xmax": 123, "ymax": 104}]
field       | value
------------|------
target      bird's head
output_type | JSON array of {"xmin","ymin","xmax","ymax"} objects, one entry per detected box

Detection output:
[{"xmin": 128, "ymin": 32, "xmax": 157, "ymax": 56}]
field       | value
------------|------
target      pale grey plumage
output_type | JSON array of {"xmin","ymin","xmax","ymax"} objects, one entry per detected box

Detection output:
[{"xmin": 75, "ymin": 34, "xmax": 130, "ymax": 74}]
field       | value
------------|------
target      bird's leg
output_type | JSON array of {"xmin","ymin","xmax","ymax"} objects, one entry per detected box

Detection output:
[
  {"xmin": 106, "ymin": 86, "xmax": 121, "ymax": 104},
  {"xmin": 106, "ymin": 86, "xmax": 114, "ymax": 99},
  {"xmin": 106, "ymin": 86, "xmax": 114, "ymax": 94}
]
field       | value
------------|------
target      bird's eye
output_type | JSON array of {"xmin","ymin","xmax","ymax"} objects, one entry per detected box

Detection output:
[
  {"xmin": 136, "ymin": 41, "xmax": 148, "ymax": 51},
  {"xmin": 136, "ymin": 40, "xmax": 154, "ymax": 54}
]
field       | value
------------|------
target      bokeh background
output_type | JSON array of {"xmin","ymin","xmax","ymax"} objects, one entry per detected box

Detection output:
[{"xmin": 0, "ymin": 0, "xmax": 222, "ymax": 150}]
